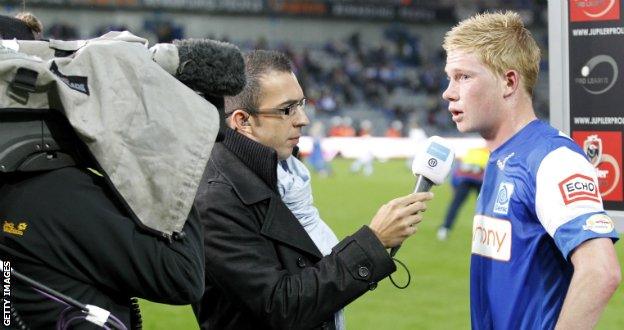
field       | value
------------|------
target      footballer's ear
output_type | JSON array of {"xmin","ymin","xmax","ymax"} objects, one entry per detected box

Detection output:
[{"xmin": 503, "ymin": 69, "xmax": 520, "ymax": 98}]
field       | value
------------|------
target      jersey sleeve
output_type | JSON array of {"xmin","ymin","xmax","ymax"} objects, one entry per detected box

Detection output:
[{"xmin": 534, "ymin": 146, "xmax": 618, "ymax": 259}]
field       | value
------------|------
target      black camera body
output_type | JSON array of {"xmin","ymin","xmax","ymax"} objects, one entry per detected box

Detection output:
[{"xmin": 0, "ymin": 107, "xmax": 78, "ymax": 173}]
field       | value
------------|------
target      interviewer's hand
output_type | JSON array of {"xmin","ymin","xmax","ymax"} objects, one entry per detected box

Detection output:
[{"xmin": 368, "ymin": 192, "xmax": 434, "ymax": 248}]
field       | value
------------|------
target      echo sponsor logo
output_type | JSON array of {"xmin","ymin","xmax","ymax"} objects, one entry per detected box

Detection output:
[
  {"xmin": 472, "ymin": 215, "xmax": 511, "ymax": 262},
  {"xmin": 558, "ymin": 173, "xmax": 601, "ymax": 204},
  {"xmin": 570, "ymin": 0, "xmax": 620, "ymax": 22},
  {"xmin": 574, "ymin": 55, "xmax": 618, "ymax": 95}
]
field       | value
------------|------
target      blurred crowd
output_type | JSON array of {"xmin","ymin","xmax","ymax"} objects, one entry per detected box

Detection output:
[
  {"xmin": 242, "ymin": 29, "xmax": 548, "ymax": 138},
  {"xmin": 42, "ymin": 0, "xmax": 548, "ymax": 139}
]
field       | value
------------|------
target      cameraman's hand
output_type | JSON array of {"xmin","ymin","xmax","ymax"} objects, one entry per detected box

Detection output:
[{"xmin": 368, "ymin": 192, "xmax": 434, "ymax": 248}]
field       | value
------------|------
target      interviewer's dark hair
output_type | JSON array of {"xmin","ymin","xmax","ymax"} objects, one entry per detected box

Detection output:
[{"xmin": 225, "ymin": 50, "xmax": 293, "ymax": 115}]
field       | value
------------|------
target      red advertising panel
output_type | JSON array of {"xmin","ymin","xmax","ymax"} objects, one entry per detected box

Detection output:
[
  {"xmin": 570, "ymin": 0, "xmax": 620, "ymax": 22},
  {"xmin": 572, "ymin": 131, "xmax": 623, "ymax": 202}
]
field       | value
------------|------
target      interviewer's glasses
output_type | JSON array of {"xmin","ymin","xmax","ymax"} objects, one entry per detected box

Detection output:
[{"xmin": 250, "ymin": 98, "xmax": 307, "ymax": 117}]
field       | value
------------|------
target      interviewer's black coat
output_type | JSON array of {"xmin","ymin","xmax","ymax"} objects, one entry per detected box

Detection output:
[{"xmin": 193, "ymin": 129, "xmax": 395, "ymax": 330}]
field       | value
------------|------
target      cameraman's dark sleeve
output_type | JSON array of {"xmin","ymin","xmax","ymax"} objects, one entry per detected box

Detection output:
[{"xmin": 0, "ymin": 167, "xmax": 205, "ymax": 304}]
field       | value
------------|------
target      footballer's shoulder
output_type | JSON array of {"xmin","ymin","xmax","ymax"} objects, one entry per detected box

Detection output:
[{"xmin": 521, "ymin": 133, "xmax": 583, "ymax": 174}]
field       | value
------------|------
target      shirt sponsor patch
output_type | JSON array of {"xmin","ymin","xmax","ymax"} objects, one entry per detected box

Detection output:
[
  {"xmin": 472, "ymin": 215, "xmax": 512, "ymax": 261},
  {"xmin": 558, "ymin": 173, "xmax": 600, "ymax": 205},
  {"xmin": 493, "ymin": 181, "xmax": 514, "ymax": 215},
  {"xmin": 582, "ymin": 214, "xmax": 615, "ymax": 234}
]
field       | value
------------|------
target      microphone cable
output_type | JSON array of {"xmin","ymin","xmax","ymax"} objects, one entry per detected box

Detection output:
[
  {"xmin": 7, "ymin": 264, "xmax": 128, "ymax": 330},
  {"xmin": 388, "ymin": 255, "xmax": 411, "ymax": 289}
]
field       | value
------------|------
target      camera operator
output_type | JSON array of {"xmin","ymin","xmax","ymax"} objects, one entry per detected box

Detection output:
[{"xmin": 0, "ymin": 14, "xmax": 209, "ymax": 329}]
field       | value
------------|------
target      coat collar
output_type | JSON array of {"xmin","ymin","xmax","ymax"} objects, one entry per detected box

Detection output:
[
  {"xmin": 211, "ymin": 129, "xmax": 323, "ymax": 259},
  {"xmin": 221, "ymin": 128, "xmax": 278, "ymax": 194}
]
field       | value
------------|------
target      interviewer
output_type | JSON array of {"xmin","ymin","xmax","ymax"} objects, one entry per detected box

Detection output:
[{"xmin": 193, "ymin": 50, "xmax": 433, "ymax": 330}]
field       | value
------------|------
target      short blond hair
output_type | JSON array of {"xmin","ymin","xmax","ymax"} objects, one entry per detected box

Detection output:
[{"xmin": 443, "ymin": 11, "xmax": 541, "ymax": 95}]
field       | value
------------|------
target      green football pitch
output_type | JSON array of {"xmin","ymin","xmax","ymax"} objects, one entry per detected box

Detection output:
[{"xmin": 139, "ymin": 159, "xmax": 624, "ymax": 329}]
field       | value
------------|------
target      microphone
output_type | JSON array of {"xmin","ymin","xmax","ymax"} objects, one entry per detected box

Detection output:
[
  {"xmin": 150, "ymin": 38, "xmax": 246, "ymax": 141},
  {"xmin": 150, "ymin": 38, "xmax": 246, "ymax": 97},
  {"xmin": 390, "ymin": 136, "xmax": 455, "ymax": 256}
]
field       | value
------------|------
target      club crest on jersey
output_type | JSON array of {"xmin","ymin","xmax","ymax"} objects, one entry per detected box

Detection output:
[
  {"xmin": 583, "ymin": 135, "xmax": 603, "ymax": 167},
  {"xmin": 493, "ymin": 182, "xmax": 514, "ymax": 215},
  {"xmin": 558, "ymin": 173, "xmax": 601, "ymax": 205},
  {"xmin": 582, "ymin": 214, "xmax": 615, "ymax": 234}
]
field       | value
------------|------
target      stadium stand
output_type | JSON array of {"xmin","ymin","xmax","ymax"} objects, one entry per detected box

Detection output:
[{"xmin": 1, "ymin": 0, "xmax": 548, "ymax": 138}]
